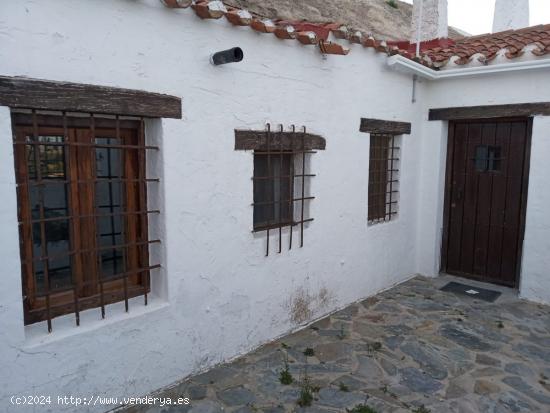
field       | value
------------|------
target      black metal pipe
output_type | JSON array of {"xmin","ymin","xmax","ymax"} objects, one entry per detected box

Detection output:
[{"xmin": 210, "ymin": 47, "xmax": 244, "ymax": 65}]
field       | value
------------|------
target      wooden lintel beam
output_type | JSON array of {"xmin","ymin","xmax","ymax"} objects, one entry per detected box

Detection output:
[
  {"xmin": 429, "ymin": 102, "xmax": 550, "ymax": 121},
  {"xmin": 0, "ymin": 75, "xmax": 182, "ymax": 119},
  {"xmin": 234, "ymin": 130, "xmax": 326, "ymax": 151},
  {"xmin": 360, "ymin": 118, "xmax": 411, "ymax": 135}
]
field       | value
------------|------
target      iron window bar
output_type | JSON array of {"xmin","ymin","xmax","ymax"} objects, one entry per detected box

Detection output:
[
  {"xmin": 253, "ymin": 123, "xmax": 316, "ymax": 256},
  {"xmin": 12, "ymin": 110, "xmax": 160, "ymax": 332},
  {"xmin": 368, "ymin": 133, "xmax": 400, "ymax": 225}
]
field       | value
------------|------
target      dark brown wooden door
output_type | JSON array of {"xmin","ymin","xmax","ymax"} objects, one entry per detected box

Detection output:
[{"xmin": 442, "ymin": 119, "xmax": 532, "ymax": 287}]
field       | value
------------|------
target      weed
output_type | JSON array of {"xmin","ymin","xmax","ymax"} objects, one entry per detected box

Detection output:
[
  {"xmin": 386, "ymin": 0, "xmax": 398, "ymax": 9},
  {"xmin": 279, "ymin": 351, "xmax": 294, "ymax": 385},
  {"xmin": 303, "ymin": 347, "xmax": 315, "ymax": 357},
  {"xmin": 366, "ymin": 341, "xmax": 382, "ymax": 355},
  {"xmin": 339, "ymin": 382, "xmax": 350, "ymax": 392},
  {"xmin": 338, "ymin": 324, "xmax": 346, "ymax": 340},
  {"xmin": 380, "ymin": 384, "xmax": 388, "ymax": 394},
  {"xmin": 496, "ymin": 321, "xmax": 504, "ymax": 328},
  {"xmin": 297, "ymin": 384, "xmax": 314, "ymax": 407},
  {"xmin": 281, "ymin": 342, "xmax": 290, "ymax": 349}
]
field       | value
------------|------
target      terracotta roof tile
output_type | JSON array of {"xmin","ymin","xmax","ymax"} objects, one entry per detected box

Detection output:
[
  {"xmin": 420, "ymin": 25, "xmax": 550, "ymax": 67},
  {"xmin": 161, "ymin": 1, "xmax": 550, "ymax": 68}
]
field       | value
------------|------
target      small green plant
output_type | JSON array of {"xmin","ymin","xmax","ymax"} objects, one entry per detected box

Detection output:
[
  {"xmin": 280, "ymin": 368, "xmax": 293, "ymax": 385},
  {"xmin": 411, "ymin": 405, "xmax": 431, "ymax": 413},
  {"xmin": 339, "ymin": 382, "xmax": 350, "ymax": 392},
  {"xmin": 347, "ymin": 404, "xmax": 379, "ymax": 413},
  {"xmin": 386, "ymin": 0, "xmax": 398, "ymax": 9},
  {"xmin": 380, "ymin": 384, "xmax": 388, "ymax": 394},
  {"xmin": 279, "ymin": 351, "xmax": 294, "ymax": 385},
  {"xmin": 303, "ymin": 347, "xmax": 315, "ymax": 357},
  {"xmin": 496, "ymin": 321, "xmax": 504, "ymax": 328},
  {"xmin": 281, "ymin": 342, "xmax": 290, "ymax": 349},
  {"xmin": 337, "ymin": 324, "xmax": 346, "ymax": 340},
  {"xmin": 297, "ymin": 383, "xmax": 314, "ymax": 407},
  {"xmin": 366, "ymin": 341, "xmax": 382, "ymax": 355}
]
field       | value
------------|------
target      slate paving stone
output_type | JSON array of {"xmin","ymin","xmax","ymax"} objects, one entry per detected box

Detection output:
[
  {"xmin": 399, "ymin": 367, "xmax": 443, "ymax": 393},
  {"xmin": 400, "ymin": 341, "xmax": 448, "ymax": 380},
  {"xmin": 502, "ymin": 376, "xmax": 550, "ymax": 405},
  {"xmin": 476, "ymin": 353, "xmax": 501, "ymax": 367},
  {"xmin": 504, "ymin": 362, "xmax": 535, "ymax": 377},
  {"xmin": 439, "ymin": 324, "xmax": 495, "ymax": 351},
  {"xmin": 121, "ymin": 276, "xmax": 550, "ymax": 413},
  {"xmin": 316, "ymin": 388, "xmax": 365, "ymax": 409},
  {"xmin": 216, "ymin": 387, "xmax": 255, "ymax": 406},
  {"xmin": 355, "ymin": 356, "xmax": 384, "ymax": 381},
  {"xmin": 187, "ymin": 401, "xmax": 224, "ymax": 413}
]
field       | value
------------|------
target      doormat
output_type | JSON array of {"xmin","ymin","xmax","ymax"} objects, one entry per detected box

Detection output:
[{"xmin": 440, "ymin": 281, "xmax": 502, "ymax": 302}]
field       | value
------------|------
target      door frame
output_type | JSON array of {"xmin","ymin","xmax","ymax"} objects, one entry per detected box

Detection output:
[{"xmin": 440, "ymin": 117, "xmax": 533, "ymax": 288}]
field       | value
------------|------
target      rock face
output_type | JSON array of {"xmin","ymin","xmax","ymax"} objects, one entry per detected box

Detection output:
[{"xmin": 224, "ymin": 0, "xmax": 466, "ymax": 41}]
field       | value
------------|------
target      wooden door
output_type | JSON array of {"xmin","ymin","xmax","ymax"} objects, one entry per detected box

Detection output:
[{"xmin": 441, "ymin": 119, "xmax": 532, "ymax": 287}]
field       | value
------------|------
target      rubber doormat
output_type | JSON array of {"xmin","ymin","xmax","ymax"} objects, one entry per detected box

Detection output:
[{"xmin": 440, "ymin": 281, "xmax": 502, "ymax": 302}]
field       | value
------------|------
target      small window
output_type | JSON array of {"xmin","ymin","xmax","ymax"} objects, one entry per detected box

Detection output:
[
  {"xmin": 253, "ymin": 153, "xmax": 293, "ymax": 230},
  {"xmin": 236, "ymin": 125, "xmax": 325, "ymax": 256},
  {"xmin": 368, "ymin": 134, "xmax": 400, "ymax": 224},
  {"xmin": 12, "ymin": 111, "xmax": 159, "ymax": 331},
  {"xmin": 474, "ymin": 145, "xmax": 501, "ymax": 172}
]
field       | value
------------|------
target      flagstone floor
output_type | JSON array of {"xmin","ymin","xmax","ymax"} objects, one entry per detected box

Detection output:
[{"xmin": 123, "ymin": 275, "xmax": 550, "ymax": 413}]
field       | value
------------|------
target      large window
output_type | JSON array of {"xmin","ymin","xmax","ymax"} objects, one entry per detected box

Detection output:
[{"xmin": 12, "ymin": 112, "xmax": 157, "ymax": 330}]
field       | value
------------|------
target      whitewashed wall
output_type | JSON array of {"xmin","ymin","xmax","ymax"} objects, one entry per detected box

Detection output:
[
  {"xmin": 418, "ymin": 72, "xmax": 550, "ymax": 304},
  {"xmin": 0, "ymin": 1, "xmax": 424, "ymax": 411},
  {"xmin": 1, "ymin": 1, "xmax": 549, "ymax": 411}
]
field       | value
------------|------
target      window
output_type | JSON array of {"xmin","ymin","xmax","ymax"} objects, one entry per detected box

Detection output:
[
  {"xmin": 12, "ymin": 111, "xmax": 159, "ymax": 330},
  {"xmin": 235, "ymin": 125, "xmax": 326, "ymax": 256},
  {"xmin": 368, "ymin": 134, "xmax": 400, "ymax": 224},
  {"xmin": 253, "ymin": 153, "xmax": 293, "ymax": 230},
  {"xmin": 474, "ymin": 145, "xmax": 502, "ymax": 172}
]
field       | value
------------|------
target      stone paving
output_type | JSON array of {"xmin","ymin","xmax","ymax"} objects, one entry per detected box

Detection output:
[{"xmin": 124, "ymin": 276, "xmax": 550, "ymax": 413}]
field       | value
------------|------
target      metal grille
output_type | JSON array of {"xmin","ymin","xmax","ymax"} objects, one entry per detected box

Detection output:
[
  {"xmin": 252, "ymin": 124, "xmax": 315, "ymax": 256},
  {"xmin": 11, "ymin": 110, "xmax": 160, "ymax": 332},
  {"xmin": 368, "ymin": 133, "xmax": 400, "ymax": 224}
]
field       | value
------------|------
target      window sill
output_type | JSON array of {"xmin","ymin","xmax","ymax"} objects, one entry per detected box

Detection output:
[{"xmin": 22, "ymin": 294, "xmax": 169, "ymax": 349}]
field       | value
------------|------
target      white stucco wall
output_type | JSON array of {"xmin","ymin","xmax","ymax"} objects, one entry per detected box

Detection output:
[
  {"xmin": 1, "ymin": 1, "xmax": 549, "ymax": 411},
  {"xmin": 0, "ymin": 1, "xmax": 425, "ymax": 411},
  {"xmin": 520, "ymin": 116, "xmax": 550, "ymax": 304}
]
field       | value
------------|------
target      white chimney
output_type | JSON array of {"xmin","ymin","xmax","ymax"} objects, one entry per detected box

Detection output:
[
  {"xmin": 411, "ymin": 0, "xmax": 449, "ymax": 44},
  {"xmin": 493, "ymin": 0, "xmax": 530, "ymax": 33}
]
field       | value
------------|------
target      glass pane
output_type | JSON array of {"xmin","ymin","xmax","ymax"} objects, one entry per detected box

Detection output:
[
  {"xmin": 26, "ymin": 136, "xmax": 66, "ymax": 180},
  {"xmin": 30, "ymin": 183, "xmax": 69, "ymax": 220},
  {"xmin": 474, "ymin": 145, "xmax": 489, "ymax": 172},
  {"xmin": 32, "ymin": 220, "xmax": 72, "ymax": 293},
  {"xmin": 100, "ymin": 248, "xmax": 125, "ymax": 279},
  {"xmin": 95, "ymin": 137, "xmax": 126, "ymax": 279},
  {"xmin": 253, "ymin": 154, "xmax": 292, "ymax": 228},
  {"xmin": 487, "ymin": 146, "xmax": 502, "ymax": 172}
]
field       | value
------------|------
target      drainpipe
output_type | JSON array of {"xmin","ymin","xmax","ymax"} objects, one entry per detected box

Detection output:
[{"xmin": 387, "ymin": 54, "xmax": 550, "ymax": 80}]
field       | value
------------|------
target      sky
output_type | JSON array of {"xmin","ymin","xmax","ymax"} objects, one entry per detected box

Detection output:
[{"xmin": 400, "ymin": 0, "xmax": 550, "ymax": 35}]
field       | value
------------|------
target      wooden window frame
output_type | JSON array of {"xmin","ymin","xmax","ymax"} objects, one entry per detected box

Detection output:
[{"xmin": 13, "ymin": 112, "xmax": 157, "ymax": 329}]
